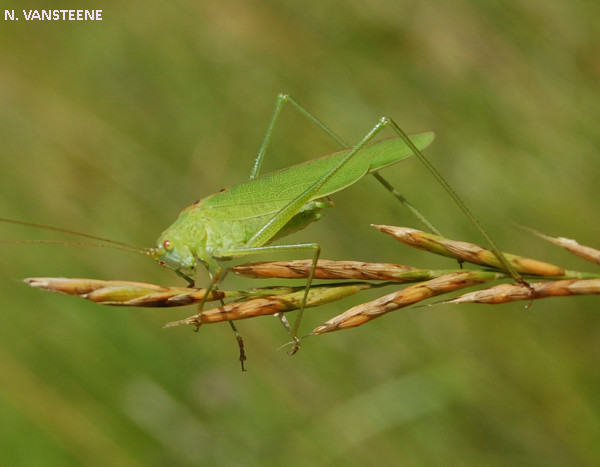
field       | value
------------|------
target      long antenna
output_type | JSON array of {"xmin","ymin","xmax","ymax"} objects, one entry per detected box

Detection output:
[
  {"xmin": 0, "ymin": 239, "xmax": 152, "ymax": 256},
  {"xmin": 0, "ymin": 217, "xmax": 154, "ymax": 257}
]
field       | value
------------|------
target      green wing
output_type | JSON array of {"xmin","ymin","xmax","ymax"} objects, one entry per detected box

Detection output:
[{"xmin": 201, "ymin": 132, "xmax": 434, "ymax": 220}]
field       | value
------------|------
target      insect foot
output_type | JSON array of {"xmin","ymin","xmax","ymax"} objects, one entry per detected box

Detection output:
[{"xmin": 287, "ymin": 336, "xmax": 301, "ymax": 356}]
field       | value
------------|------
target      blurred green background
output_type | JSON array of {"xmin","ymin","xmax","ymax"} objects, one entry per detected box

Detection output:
[{"xmin": 1, "ymin": 0, "xmax": 599, "ymax": 465}]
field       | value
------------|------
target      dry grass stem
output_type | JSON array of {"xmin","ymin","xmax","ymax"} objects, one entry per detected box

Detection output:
[{"xmin": 24, "ymin": 226, "xmax": 598, "ymax": 339}]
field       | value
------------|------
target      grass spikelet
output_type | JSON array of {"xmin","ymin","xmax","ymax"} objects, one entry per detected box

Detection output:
[
  {"xmin": 312, "ymin": 270, "xmax": 504, "ymax": 335},
  {"xmin": 233, "ymin": 259, "xmax": 465, "ymax": 282},
  {"xmin": 25, "ymin": 277, "xmax": 230, "ymax": 307},
  {"xmin": 373, "ymin": 225, "xmax": 566, "ymax": 276},
  {"xmin": 521, "ymin": 227, "xmax": 600, "ymax": 266},
  {"xmin": 164, "ymin": 282, "xmax": 376, "ymax": 327},
  {"xmin": 444, "ymin": 278, "xmax": 600, "ymax": 305},
  {"xmin": 233, "ymin": 259, "xmax": 415, "ymax": 280}
]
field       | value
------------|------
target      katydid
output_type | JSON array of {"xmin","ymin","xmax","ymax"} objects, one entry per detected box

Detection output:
[
  {"xmin": 151, "ymin": 123, "xmax": 435, "ymax": 356},
  {"xmin": 153, "ymin": 94, "xmax": 528, "ymax": 359}
]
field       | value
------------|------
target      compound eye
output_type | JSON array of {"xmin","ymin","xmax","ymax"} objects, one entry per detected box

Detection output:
[{"xmin": 162, "ymin": 240, "xmax": 172, "ymax": 251}]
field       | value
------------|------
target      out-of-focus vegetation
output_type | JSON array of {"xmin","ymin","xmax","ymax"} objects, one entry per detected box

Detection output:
[{"xmin": 1, "ymin": 1, "xmax": 599, "ymax": 465}]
